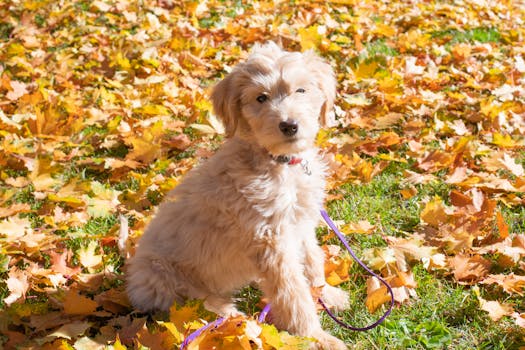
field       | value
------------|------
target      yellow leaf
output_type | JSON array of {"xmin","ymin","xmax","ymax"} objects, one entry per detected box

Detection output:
[
  {"xmin": 340, "ymin": 220, "xmax": 376, "ymax": 235},
  {"xmin": 160, "ymin": 321, "xmax": 184, "ymax": 343},
  {"xmin": 169, "ymin": 302, "xmax": 201, "ymax": 331},
  {"xmin": 373, "ymin": 23, "xmax": 396, "ymax": 37},
  {"xmin": 41, "ymin": 339, "xmax": 74, "ymax": 350},
  {"xmin": 420, "ymin": 197, "xmax": 449, "ymax": 227},
  {"xmin": 48, "ymin": 182, "xmax": 85, "ymax": 205},
  {"xmin": 492, "ymin": 133, "xmax": 521, "ymax": 148},
  {"xmin": 125, "ymin": 136, "xmax": 162, "ymax": 164},
  {"xmin": 323, "ymin": 245, "xmax": 351, "ymax": 286},
  {"xmin": 298, "ymin": 26, "xmax": 323, "ymax": 51},
  {"xmin": 353, "ymin": 61, "xmax": 379, "ymax": 81},
  {"xmin": 114, "ymin": 52, "xmax": 131, "ymax": 70},
  {"xmin": 260, "ymin": 324, "xmax": 282, "ymax": 348},
  {"xmin": 133, "ymin": 104, "xmax": 170, "ymax": 116},
  {"xmin": 113, "ymin": 334, "xmax": 127, "ymax": 350}
]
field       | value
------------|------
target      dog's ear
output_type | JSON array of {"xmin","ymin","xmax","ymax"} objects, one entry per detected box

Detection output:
[
  {"xmin": 210, "ymin": 70, "xmax": 241, "ymax": 137},
  {"xmin": 303, "ymin": 51, "xmax": 337, "ymax": 127}
]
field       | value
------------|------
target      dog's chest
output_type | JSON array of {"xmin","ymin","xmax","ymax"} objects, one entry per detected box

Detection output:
[{"xmin": 237, "ymin": 163, "xmax": 324, "ymax": 222}]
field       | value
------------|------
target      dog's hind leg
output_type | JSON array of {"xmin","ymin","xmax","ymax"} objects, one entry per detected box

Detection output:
[{"xmin": 126, "ymin": 255, "xmax": 184, "ymax": 312}]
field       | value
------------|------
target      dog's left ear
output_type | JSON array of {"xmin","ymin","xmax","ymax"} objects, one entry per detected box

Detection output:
[{"xmin": 303, "ymin": 51, "xmax": 337, "ymax": 127}]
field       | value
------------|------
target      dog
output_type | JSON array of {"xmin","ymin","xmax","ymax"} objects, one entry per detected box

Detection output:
[{"xmin": 126, "ymin": 42, "xmax": 349, "ymax": 349}]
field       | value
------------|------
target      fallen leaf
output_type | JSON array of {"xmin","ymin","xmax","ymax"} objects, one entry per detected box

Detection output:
[
  {"xmin": 448, "ymin": 255, "xmax": 491, "ymax": 284},
  {"xmin": 481, "ymin": 274, "xmax": 525, "ymax": 295},
  {"xmin": 45, "ymin": 321, "xmax": 92, "ymax": 341},
  {"xmin": 78, "ymin": 241, "xmax": 103, "ymax": 270},
  {"xmin": 420, "ymin": 197, "xmax": 449, "ymax": 227},
  {"xmin": 63, "ymin": 289, "xmax": 99, "ymax": 315},
  {"xmin": 4, "ymin": 267, "xmax": 30, "ymax": 306}
]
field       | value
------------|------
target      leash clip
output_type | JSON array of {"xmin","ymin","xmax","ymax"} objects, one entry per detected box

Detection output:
[{"xmin": 300, "ymin": 159, "xmax": 312, "ymax": 176}]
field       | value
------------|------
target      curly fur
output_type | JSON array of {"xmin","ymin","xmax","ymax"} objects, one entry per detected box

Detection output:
[{"xmin": 126, "ymin": 42, "xmax": 349, "ymax": 349}]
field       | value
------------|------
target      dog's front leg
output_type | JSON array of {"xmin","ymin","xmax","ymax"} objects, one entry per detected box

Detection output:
[
  {"xmin": 302, "ymin": 231, "xmax": 351, "ymax": 313},
  {"xmin": 258, "ymin": 242, "xmax": 347, "ymax": 350}
]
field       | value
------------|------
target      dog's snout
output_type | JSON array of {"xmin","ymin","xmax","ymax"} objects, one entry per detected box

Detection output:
[{"xmin": 279, "ymin": 120, "xmax": 299, "ymax": 137}]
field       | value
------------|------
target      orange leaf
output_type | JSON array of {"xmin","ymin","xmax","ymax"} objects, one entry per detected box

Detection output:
[
  {"xmin": 365, "ymin": 277, "xmax": 392, "ymax": 313},
  {"xmin": 496, "ymin": 211, "xmax": 509, "ymax": 239},
  {"xmin": 63, "ymin": 289, "xmax": 98, "ymax": 315},
  {"xmin": 479, "ymin": 298, "xmax": 514, "ymax": 321},
  {"xmin": 448, "ymin": 255, "xmax": 491, "ymax": 284},
  {"xmin": 481, "ymin": 274, "xmax": 525, "ymax": 295},
  {"xmin": 420, "ymin": 197, "xmax": 448, "ymax": 227}
]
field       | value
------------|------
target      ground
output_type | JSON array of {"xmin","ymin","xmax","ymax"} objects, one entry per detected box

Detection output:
[{"xmin": 0, "ymin": 0, "xmax": 524, "ymax": 349}]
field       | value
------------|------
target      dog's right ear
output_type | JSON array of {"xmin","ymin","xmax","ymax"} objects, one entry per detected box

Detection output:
[{"xmin": 210, "ymin": 71, "xmax": 241, "ymax": 137}]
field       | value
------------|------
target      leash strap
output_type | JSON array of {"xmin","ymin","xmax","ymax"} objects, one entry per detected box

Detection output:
[{"xmin": 319, "ymin": 209, "xmax": 394, "ymax": 331}]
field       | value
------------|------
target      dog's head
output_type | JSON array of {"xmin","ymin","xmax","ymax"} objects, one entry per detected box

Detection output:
[{"xmin": 211, "ymin": 42, "xmax": 336, "ymax": 156}]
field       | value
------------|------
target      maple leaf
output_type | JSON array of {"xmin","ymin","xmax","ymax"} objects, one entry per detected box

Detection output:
[
  {"xmin": 169, "ymin": 300, "xmax": 214, "ymax": 332},
  {"xmin": 4, "ymin": 267, "xmax": 30, "ymax": 306},
  {"xmin": 481, "ymin": 274, "xmax": 525, "ymax": 296},
  {"xmin": 340, "ymin": 220, "xmax": 376, "ymax": 235},
  {"xmin": 365, "ymin": 276, "xmax": 395, "ymax": 313},
  {"xmin": 448, "ymin": 254, "xmax": 491, "ymax": 284},
  {"xmin": 6, "ymin": 80, "xmax": 29, "ymax": 101},
  {"xmin": 420, "ymin": 197, "xmax": 449, "ymax": 227},
  {"xmin": 480, "ymin": 299, "xmax": 514, "ymax": 322},
  {"xmin": 0, "ymin": 203, "xmax": 31, "ymax": 218},
  {"xmin": 78, "ymin": 241, "xmax": 103, "ymax": 270},
  {"xmin": 44, "ymin": 321, "xmax": 92, "ymax": 341},
  {"xmin": 63, "ymin": 289, "xmax": 99, "ymax": 315}
]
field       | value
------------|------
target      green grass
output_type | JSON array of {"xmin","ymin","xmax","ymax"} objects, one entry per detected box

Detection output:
[
  {"xmin": 319, "ymin": 162, "xmax": 525, "ymax": 349},
  {"xmin": 431, "ymin": 27, "xmax": 502, "ymax": 44}
]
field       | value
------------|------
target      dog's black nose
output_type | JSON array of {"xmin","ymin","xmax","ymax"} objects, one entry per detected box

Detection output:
[{"xmin": 279, "ymin": 120, "xmax": 298, "ymax": 137}]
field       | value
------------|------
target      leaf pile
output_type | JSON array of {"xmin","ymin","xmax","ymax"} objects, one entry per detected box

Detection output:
[{"xmin": 0, "ymin": 0, "xmax": 524, "ymax": 348}]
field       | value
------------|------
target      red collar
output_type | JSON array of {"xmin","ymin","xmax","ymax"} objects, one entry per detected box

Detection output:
[{"xmin": 271, "ymin": 154, "xmax": 303, "ymax": 165}]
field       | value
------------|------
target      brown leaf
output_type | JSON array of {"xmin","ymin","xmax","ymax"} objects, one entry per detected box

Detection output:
[
  {"xmin": 481, "ymin": 274, "xmax": 525, "ymax": 295},
  {"xmin": 479, "ymin": 298, "xmax": 513, "ymax": 321},
  {"xmin": 0, "ymin": 203, "xmax": 31, "ymax": 218},
  {"xmin": 448, "ymin": 254, "xmax": 491, "ymax": 284},
  {"xmin": 163, "ymin": 133, "xmax": 192, "ymax": 150}
]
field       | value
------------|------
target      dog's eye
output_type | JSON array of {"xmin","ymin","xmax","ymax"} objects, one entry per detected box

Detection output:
[
  {"xmin": 296, "ymin": 88, "xmax": 306, "ymax": 93},
  {"xmin": 256, "ymin": 94, "xmax": 268, "ymax": 103}
]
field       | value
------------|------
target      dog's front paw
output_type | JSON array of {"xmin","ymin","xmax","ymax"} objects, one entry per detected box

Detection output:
[
  {"xmin": 321, "ymin": 285, "xmax": 350, "ymax": 312},
  {"xmin": 311, "ymin": 331, "xmax": 348, "ymax": 350}
]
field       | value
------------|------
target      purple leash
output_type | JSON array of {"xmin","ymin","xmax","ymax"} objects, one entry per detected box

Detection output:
[
  {"xmin": 181, "ymin": 210, "xmax": 394, "ymax": 348},
  {"xmin": 180, "ymin": 304, "xmax": 271, "ymax": 349},
  {"xmin": 319, "ymin": 209, "xmax": 394, "ymax": 331}
]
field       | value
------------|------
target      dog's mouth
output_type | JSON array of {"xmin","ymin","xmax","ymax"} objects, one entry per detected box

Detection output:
[{"xmin": 268, "ymin": 137, "xmax": 310, "ymax": 155}]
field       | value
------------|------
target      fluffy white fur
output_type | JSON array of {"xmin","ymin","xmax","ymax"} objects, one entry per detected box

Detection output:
[{"xmin": 126, "ymin": 42, "xmax": 349, "ymax": 349}]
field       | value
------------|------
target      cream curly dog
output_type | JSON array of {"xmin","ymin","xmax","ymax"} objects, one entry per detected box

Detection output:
[{"xmin": 126, "ymin": 42, "xmax": 349, "ymax": 349}]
